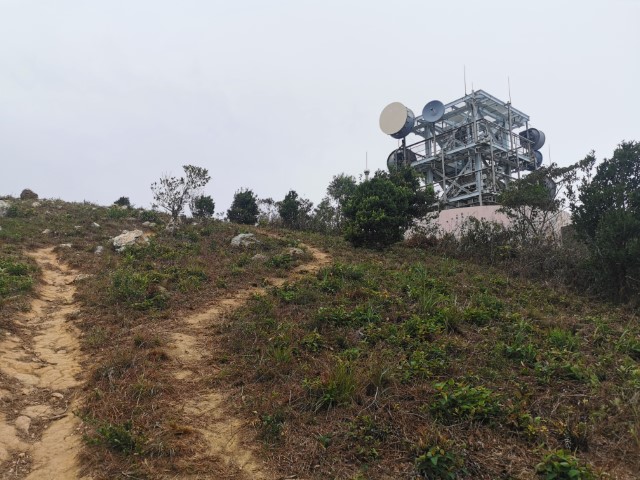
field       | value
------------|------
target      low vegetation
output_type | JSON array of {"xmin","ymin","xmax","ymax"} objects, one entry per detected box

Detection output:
[{"xmin": 0, "ymin": 140, "xmax": 637, "ymax": 479}]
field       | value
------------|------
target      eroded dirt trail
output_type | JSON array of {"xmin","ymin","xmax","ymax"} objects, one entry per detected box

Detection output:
[
  {"xmin": 0, "ymin": 248, "xmax": 85, "ymax": 480},
  {"xmin": 170, "ymin": 243, "xmax": 331, "ymax": 479}
]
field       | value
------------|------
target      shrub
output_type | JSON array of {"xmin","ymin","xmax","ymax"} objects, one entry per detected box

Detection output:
[
  {"xmin": 114, "ymin": 196, "xmax": 131, "ymax": 207},
  {"xmin": 304, "ymin": 360, "xmax": 357, "ymax": 411},
  {"xmin": 227, "ymin": 189, "xmax": 259, "ymax": 225},
  {"xmin": 93, "ymin": 421, "xmax": 141, "ymax": 454},
  {"xmin": 535, "ymin": 450, "xmax": 594, "ymax": 480},
  {"xmin": 190, "ymin": 194, "xmax": 215, "ymax": 218},
  {"xmin": 343, "ymin": 168, "xmax": 435, "ymax": 249},
  {"xmin": 415, "ymin": 443, "xmax": 467, "ymax": 479},
  {"xmin": 430, "ymin": 380, "xmax": 501, "ymax": 423},
  {"xmin": 569, "ymin": 141, "xmax": 640, "ymax": 300},
  {"xmin": 0, "ymin": 259, "xmax": 35, "ymax": 298}
]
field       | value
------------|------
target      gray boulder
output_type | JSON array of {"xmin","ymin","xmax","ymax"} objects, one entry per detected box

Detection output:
[
  {"xmin": 231, "ymin": 233, "xmax": 259, "ymax": 247},
  {"xmin": 0, "ymin": 200, "xmax": 10, "ymax": 217},
  {"xmin": 111, "ymin": 229, "xmax": 149, "ymax": 252}
]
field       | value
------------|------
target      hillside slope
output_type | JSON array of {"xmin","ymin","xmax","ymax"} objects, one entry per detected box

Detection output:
[{"xmin": 0, "ymin": 197, "xmax": 638, "ymax": 479}]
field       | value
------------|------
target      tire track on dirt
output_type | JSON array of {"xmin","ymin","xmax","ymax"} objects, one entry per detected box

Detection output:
[
  {"xmin": 169, "ymin": 242, "xmax": 331, "ymax": 479},
  {"xmin": 0, "ymin": 248, "xmax": 87, "ymax": 480}
]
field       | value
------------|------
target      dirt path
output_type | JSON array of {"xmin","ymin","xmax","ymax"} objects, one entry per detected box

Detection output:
[
  {"xmin": 169, "ymin": 242, "xmax": 331, "ymax": 479},
  {"xmin": 0, "ymin": 248, "xmax": 86, "ymax": 480}
]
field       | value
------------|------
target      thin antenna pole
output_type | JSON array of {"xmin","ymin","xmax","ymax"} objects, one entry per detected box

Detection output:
[
  {"xmin": 508, "ymin": 76, "xmax": 512, "ymax": 104},
  {"xmin": 464, "ymin": 65, "xmax": 467, "ymax": 95}
]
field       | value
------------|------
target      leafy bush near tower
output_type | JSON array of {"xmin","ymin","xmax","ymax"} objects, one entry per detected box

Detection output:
[
  {"xmin": 343, "ymin": 167, "xmax": 435, "ymax": 249},
  {"xmin": 568, "ymin": 141, "xmax": 640, "ymax": 300}
]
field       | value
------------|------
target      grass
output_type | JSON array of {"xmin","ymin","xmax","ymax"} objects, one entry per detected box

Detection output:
[{"xmin": 1, "ymin": 196, "xmax": 639, "ymax": 479}]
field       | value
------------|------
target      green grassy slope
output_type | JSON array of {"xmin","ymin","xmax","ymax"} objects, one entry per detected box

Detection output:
[{"xmin": 1, "ymin": 197, "xmax": 638, "ymax": 479}]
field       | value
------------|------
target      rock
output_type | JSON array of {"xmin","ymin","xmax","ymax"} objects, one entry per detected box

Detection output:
[
  {"xmin": 252, "ymin": 253, "xmax": 267, "ymax": 261},
  {"xmin": 287, "ymin": 247, "xmax": 305, "ymax": 256},
  {"xmin": 0, "ymin": 200, "xmax": 10, "ymax": 217},
  {"xmin": 91, "ymin": 222, "xmax": 100, "ymax": 228},
  {"xmin": 19, "ymin": 189, "xmax": 38, "ymax": 200},
  {"xmin": 42, "ymin": 229, "xmax": 51, "ymax": 234},
  {"xmin": 14, "ymin": 416, "xmax": 31, "ymax": 435},
  {"xmin": 74, "ymin": 274, "xmax": 94, "ymax": 282},
  {"xmin": 74, "ymin": 225, "xmax": 82, "ymax": 230},
  {"xmin": 59, "ymin": 243, "xmax": 72, "ymax": 249},
  {"xmin": 231, "ymin": 233, "xmax": 259, "ymax": 247},
  {"xmin": 142, "ymin": 221, "xmax": 157, "ymax": 227},
  {"xmin": 94, "ymin": 246, "xmax": 104, "ymax": 255},
  {"xmin": 51, "ymin": 392, "xmax": 64, "ymax": 399},
  {"xmin": 111, "ymin": 230, "xmax": 148, "ymax": 252},
  {"xmin": 31, "ymin": 201, "xmax": 41, "ymax": 207}
]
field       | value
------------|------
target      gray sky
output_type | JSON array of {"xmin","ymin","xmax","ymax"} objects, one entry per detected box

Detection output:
[{"xmin": 1, "ymin": 0, "xmax": 639, "ymax": 214}]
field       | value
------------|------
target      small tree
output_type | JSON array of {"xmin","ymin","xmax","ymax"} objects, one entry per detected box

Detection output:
[
  {"xmin": 278, "ymin": 190, "xmax": 313, "ymax": 230},
  {"xmin": 227, "ymin": 189, "xmax": 259, "ymax": 225},
  {"xmin": 151, "ymin": 165, "xmax": 210, "ymax": 223},
  {"xmin": 569, "ymin": 141, "xmax": 640, "ymax": 299},
  {"xmin": 310, "ymin": 197, "xmax": 337, "ymax": 233},
  {"xmin": 497, "ymin": 164, "xmax": 576, "ymax": 245},
  {"xmin": 327, "ymin": 173, "xmax": 357, "ymax": 231},
  {"xmin": 190, "ymin": 194, "xmax": 215, "ymax": 218},
  {"xmin": 114, "ymin": 196, "xmax": 131, "ymax": 207},
  {"xmin": 257, "ymin": 197, "xmax": 279, "ymax": 226},
  {"xmin": 343, "ymin": 167, "xmax": 435, "ymax": 249}
]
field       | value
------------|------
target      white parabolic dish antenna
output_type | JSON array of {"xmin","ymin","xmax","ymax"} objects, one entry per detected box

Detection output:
[{"xmin": 379, "ymin": 102, "xmax": 415, "ymax": 139}]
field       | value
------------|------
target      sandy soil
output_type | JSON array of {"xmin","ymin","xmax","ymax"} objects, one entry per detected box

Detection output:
[
  {"xmin": 168, "ymin": 243, "xmax": 331, "ymax": 479},
  {"xmin": 0, "ymin": 248, "xmax": 87, "ymax": 480}
]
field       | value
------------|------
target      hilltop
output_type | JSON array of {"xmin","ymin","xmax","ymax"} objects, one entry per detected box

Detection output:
[{"xmin": 0, "ymin": 197, "xmax": 638, "ymax": 479}]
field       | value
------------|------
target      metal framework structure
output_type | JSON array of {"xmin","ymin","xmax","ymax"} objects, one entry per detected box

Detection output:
[{"xmin": 384, "ymin": 90, "xmax": 543, "ymax": 209}]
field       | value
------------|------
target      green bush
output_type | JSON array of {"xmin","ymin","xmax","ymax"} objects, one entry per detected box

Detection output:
[
  {"xmin": 430, "ymin": 380, "xmax": 501, "ymax": 423},
  {"xmin": 535, "ymin": 450, "xmax": 594, "ymax": 479},
  {"xmin": 415, "ymin": 443, "xmax": 467, "ymax": 479},
  {"xmin": 0, "ymin": 259, "xmax": 35, "ymax": 298},
  {"xmin": 304, "ymin": 361, "xmax": 357, "ymax": 411},
  {"xmin": 343, "ymin": 168, "xmax": 435, "ymax": 249},
  {"xmin": 93, "ymin": 421, "xmax": 141, "ymax": 454}
]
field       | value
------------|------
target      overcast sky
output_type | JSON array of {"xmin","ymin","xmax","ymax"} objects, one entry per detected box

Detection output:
[{"xmin": 1, "ymin": 0, "xmax": 638, "ymax": 214}]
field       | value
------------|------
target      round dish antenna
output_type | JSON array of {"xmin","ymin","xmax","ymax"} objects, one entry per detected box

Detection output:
[
  {"xmin": 519, "ymin": 128, "xmax": 546, "ymax": 151},
  {"xmin": 380, "ymin": 102, "xmax": 415, "ymax": 139},
  {"xmin": 421, "ymin": 100, "xmax": 445, "ymax": 123},
  {"xmin": 387, "ymin": 148, "xmax": 417, "ymax": 170}
]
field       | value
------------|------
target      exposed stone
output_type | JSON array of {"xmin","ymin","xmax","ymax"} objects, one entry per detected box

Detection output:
[
  {"xmin": 74, "ymin": 225, "xmax": 82, "ymax": 230},
  {"xmin": 252, "ymin": 253, "xmax": 267, "ymax": 261},
  {"xmin": 51, "ymin": 392, "xmax": 64, "ymax": 399},
  {"xmin": 19, "ymin": 189, "xmax": 38, "ymax": 200},
  {"xmin": 0, "ymin": 200, "xmax": 10, "ymax": 217},
  {"xmin": 94, "ymin": 246, "xmax": 104, "ymax": 255},
  {"xmin": 14, "ymin": 416, "xmax": 31, "ymax": 435},
  {"xmin": 42, "ymin": 229, "xmax": 51, "ymax": 235},
  {"xmin": 287, "ymin": 247, "xmax": 305, "ymax": 256},
  {"xmin": 111, "ymin": 230, "xmax": 148, "ymax": 252},
  {"xmin": 231, "ymin": 233, "xmax": 259, "ymax": 247},
  {"xmin": 59, "ymin": 243, "xmax": 72, "ymax": 249},
  {"xmin": 74, "ymin": 274, "xmax": 94, "ymax": 282},
  {"xmin": 142, "ymin": 221, "xmax": 157, "ymax": 227},
  {"xmin": 91, "ymin": 222, "xmax": 100, "ymax": 228},
  {"xmin": 31, "ymin": 201, "xmax": 41, "ymax": 207}
]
